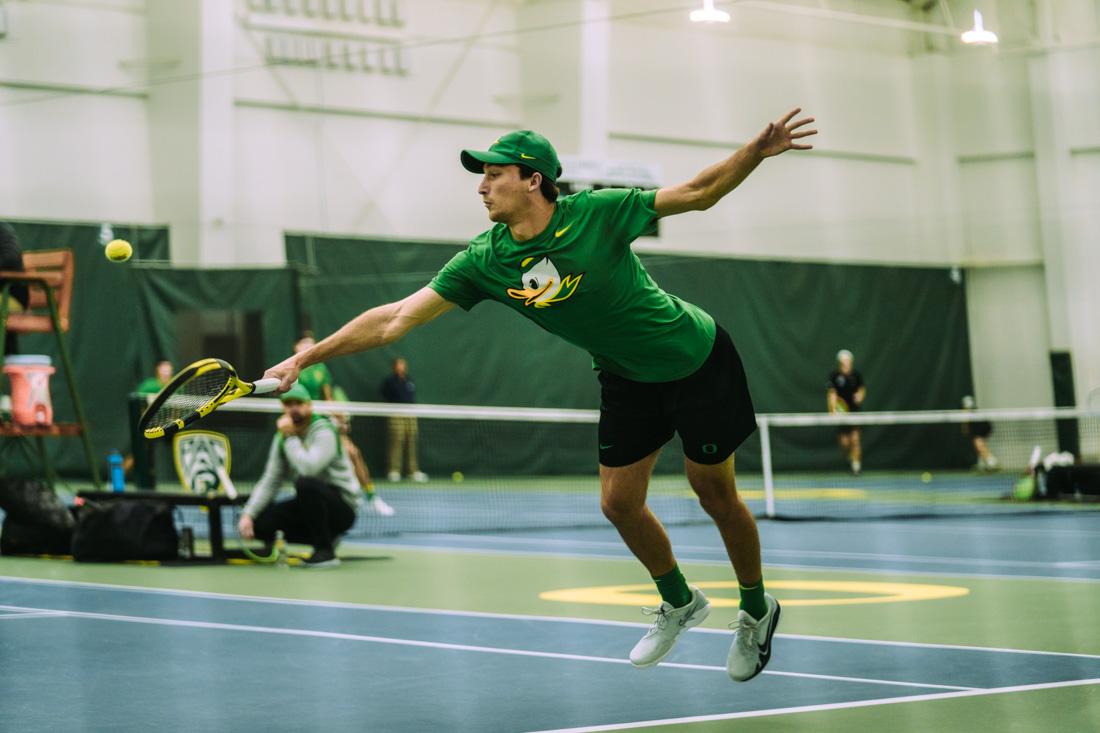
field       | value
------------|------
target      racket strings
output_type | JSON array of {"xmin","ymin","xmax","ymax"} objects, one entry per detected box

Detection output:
[{"xmin": 147, "ymin": 368, "xmax": 233, "ymax": 428}]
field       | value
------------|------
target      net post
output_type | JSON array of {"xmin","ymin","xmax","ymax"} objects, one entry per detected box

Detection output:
[{"xmin": 758, "ymin": 416, "xmax": 776, "ymax": 518}]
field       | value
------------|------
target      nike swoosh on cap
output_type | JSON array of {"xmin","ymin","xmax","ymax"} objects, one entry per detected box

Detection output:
[{"xmin": 519, "ymin": 153, "xmax": 536, "ymax": 159}]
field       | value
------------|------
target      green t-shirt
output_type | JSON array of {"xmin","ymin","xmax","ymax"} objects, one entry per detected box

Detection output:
[
  {"xmin": 135, "ymin": 377, "xmax": 164, "ymax": 395},
  {"xmin": 297, "ymin": 362, "xmax": 334, "ymax": 400},
  {"xmin": 428, "ymin": 188, "xmax": 715, "ymax": 382}
]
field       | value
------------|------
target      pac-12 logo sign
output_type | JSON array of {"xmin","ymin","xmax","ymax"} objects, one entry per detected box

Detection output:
[{"xmin": 173, "ymin": 431, "xmax": 231, "ymax": 493}]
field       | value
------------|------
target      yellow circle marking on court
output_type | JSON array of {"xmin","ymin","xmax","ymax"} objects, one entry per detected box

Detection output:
[{"xmin": 540, "ymin": 580, "xmax": 969, "ymax": 608}]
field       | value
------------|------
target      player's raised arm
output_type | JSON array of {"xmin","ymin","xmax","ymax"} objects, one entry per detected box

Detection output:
[
  {"xmin": 264, "ymin": 286, "xmax": 455, "ymax": 392},
  {"xmin": 654, "ymin": 108, "xmax": 816, "ymax": 217}
]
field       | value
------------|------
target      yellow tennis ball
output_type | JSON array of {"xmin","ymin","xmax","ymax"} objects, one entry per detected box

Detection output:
[
  {"xmin": 921, "ymin": 472, "xmax": 932, "ymax": 483},
  {"xmin": 105, "ymin": 239, "xmax": 132, "ymax": 262},
  {"xmin": 452, "ymin": 471, "xmax": 464, "ymax": 483}
]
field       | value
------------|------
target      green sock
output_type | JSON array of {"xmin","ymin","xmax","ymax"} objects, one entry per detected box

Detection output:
[
  {"xmin": 363, "ymin": 483, "xmax": 375, "ymax": 498},
  {"xmin": 739, "ymin": 580, "xmax": 768, "ymax": 620},
  {"xmin": 653, "ymin": 565, "xmax": 692, "ymax": 609}
]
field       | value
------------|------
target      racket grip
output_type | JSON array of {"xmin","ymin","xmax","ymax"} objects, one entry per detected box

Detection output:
[{"xmin": 251, "ymin": 378, "xmax": 283, "ymax": 395}]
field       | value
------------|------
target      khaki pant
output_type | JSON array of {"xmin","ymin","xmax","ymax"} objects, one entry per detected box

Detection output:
[{"xmin": 387, "ymin": 415, "xmax": 419, "ymax": 476}]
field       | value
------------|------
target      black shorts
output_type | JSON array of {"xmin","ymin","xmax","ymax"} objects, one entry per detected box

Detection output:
[{"xmin": 598, "ymin": 325, "xmax": 757, "ymax": 467}]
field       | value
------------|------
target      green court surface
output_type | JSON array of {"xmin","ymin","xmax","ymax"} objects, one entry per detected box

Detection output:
[{"xmin": 2, "ymin": 517, "xmax": 1098, "ymax": 732}]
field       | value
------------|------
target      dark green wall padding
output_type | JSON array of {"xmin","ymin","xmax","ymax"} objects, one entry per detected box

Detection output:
[
  {"xmin": 3, "ymin": 222, "xmax": 169, "ymax": 478},
  {"xmin": 3, "ymin": 222, "xmax": 299, "ymax": 480},
  {"xmin": 286, "ymin": 234, "xmax": 976, "ymax": 477},
  {"xmin": 0, "ymin": 222, "xmax": 974, "ymax": 481}
]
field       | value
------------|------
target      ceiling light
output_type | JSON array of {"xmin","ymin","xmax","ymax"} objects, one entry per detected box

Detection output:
[
  {"xmin": 961, "ymin": 9, "xmax": 998, "ymax": 45},
  {"xmin": 690, "ymin": 0, "xmax": 730, "ymax": 24}
]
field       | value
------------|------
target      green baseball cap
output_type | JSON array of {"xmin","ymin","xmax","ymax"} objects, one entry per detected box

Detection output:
[
  {"xmin": 460, "ymin": 130, "xmax": 563, "ymax": 183},
  {"xmin": 279, "ymin": 383, "xmax": 311, "ymax": 403}
]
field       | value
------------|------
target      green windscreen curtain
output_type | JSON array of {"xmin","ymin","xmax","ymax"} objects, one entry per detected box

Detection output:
[
  {"xmin": 132, "ymin": 268, "xmax": 301, "ymax": 481},
  {"xmin": 133, "ymin": 268, "xmax": 300, "ymax": 373},
  {"xmin": 287, "ymin": 234, "xmax": 976, "ymax": 476},
  {"xmin": 2, "ymin": 219, "xmax": 301, "ymax": 480},
  {"xmin": 3, "ymin": 221, "xmax": 169, "ymax": 478}
]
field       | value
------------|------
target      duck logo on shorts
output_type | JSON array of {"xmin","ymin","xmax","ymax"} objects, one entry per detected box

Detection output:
[{"xmin": 506, "ymin": 256, "xmax": 584, "ymax": 308}]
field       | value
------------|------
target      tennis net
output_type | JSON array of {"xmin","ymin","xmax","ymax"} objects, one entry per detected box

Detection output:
[
  {"xmin": 149, "ymin": 400, "xmax": 1100, "ymax": 538},
  {"xmin": 758, "ymin": 406, "xmax": 1100, "ymax": 519}
]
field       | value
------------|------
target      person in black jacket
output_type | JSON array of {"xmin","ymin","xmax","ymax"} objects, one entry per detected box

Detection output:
[
  {"xmin": 381, "ymin": 357, "xmax": 427, "ymax": 482},
  {"xmin": 0, "ymin": 223, "xmax": 29, "ymax": 357}
]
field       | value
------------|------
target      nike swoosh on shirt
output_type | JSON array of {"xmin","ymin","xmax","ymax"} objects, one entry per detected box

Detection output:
[
  {"xmin": 599, "ymin": 443, "xmax": 614, "ymax": 450},
  {"xmin": 555, "ymin": 224, "xmax": 572, "ymax": 238}
]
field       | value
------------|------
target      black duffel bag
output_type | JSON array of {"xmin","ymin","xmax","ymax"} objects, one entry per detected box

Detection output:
[
  {"xmin": 1, "ymin": 514, "xmax": 75, "ymax": 555},
  {"xmin": 0, "ymin": 479, "xmax": 76, "ymax": 556},
  {"xmin": 71, "ymin": 500, "xmax": 179, "ymax": 562}
]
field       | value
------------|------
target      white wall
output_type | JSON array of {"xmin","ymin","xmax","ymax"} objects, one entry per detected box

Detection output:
[
  {"xmin": 965, "ymin": 266, "xmax": 1054, "ymax": 408},
  {"xmin": 0, "ymin": 0, "xmax": 153, "ymax": 224},
  {"xmin": 609, "ymin": 24, "xmax": 926, "ymax": 263}
]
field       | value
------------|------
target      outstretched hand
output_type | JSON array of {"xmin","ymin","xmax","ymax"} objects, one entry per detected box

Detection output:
[
  {"xmin": 753, "ymin": 108, "xmax": 816, "ymax": 158},
  {"xmin": 263, "ymin": 357, "xmax": 301, "ymax": 394}
]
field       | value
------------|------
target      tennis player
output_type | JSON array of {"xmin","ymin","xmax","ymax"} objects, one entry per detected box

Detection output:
[
  {"xmin": 264, "ymin": 108, "xmax": 816, "ymax": 681},
  {"xmin": 827, "ymin": 349, "xmax": 865, "ymax": 476}
]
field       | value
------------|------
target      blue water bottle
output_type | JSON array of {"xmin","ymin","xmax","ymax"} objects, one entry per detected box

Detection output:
[{"xmin": 108, "ymin": 450, "xmax": 125, "ymax": 492}]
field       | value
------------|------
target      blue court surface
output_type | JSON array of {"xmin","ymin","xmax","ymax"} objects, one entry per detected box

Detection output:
[
  {"xmin": 2, "ymin": 511, "xmax": 1099, "ymax": 731},
  {"xmin": 2, "ymin": 565, "xmax": 1099, "ymax": 732}
]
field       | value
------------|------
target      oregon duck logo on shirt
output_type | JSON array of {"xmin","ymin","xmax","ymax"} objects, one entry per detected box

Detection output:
[{"xmin": 506, "ymin": 256, "xmax": 584, "ymax": 308}]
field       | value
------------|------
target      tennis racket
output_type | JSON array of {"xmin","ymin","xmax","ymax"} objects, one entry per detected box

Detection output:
[{"xmin": 140, "ymin": 358, "xmax": 281, "ymax": 440}]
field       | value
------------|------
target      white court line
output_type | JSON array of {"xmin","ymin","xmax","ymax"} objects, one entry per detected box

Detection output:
[
  {"xmin": 0, "ymin": 611, "xmax": 65, "ymax": 621},
  {"xmin": 2, "ymin": 575, "xmax": 1099, "ymax": 660},
  {"xmin": 1055, "ymin": 560, "xmax": 1100, "ymax": 568},
  {"xmin": 524, "ymin": 677, "xmax": 1100, "ymax": 733},
  {"xmin": 403, "ymin": 534, "xmax": 1074, "ymax": 569},
  {"xmin": 838, "ymin": 521, "xmax": 1100, "ymax": 539},
  {"xmin": 350, "ymin": 540, "xmax": 1100, "ymax": 584},
  {"xmin": 764, "ymin": 632, "xmax": 1100, "ymax": 661},
  {"xmin": 0, "ymin": 603, "xmax": 973, "ymax": 692}
]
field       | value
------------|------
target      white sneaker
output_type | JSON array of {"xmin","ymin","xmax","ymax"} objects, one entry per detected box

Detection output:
[
  {"xmin": 727, "ymin": 593, "xmax": 781, "ymax": 682},
  {"xmin": 411, "ymin": 471, "xmax": 429, "ymax": 483},
  {"xmin": 370, "ymin": 495, "xmax": 396, "ymax": 517},
  {"xmin": 387, "ymin": 471, "xmax": 401, "ymax": 482},
  {"xmin": 629, "ymin": 587, "xmax": 711, "ymax": 668}
]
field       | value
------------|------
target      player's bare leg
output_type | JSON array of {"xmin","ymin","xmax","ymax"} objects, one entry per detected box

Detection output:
[
  {"xmin": 683, "ymin": 454, "xmax": 760, "ymax": 586},
  {"xmin": 344, "ymin": 433, "xmax": 395, "ymax": 516},
  {"xmin": 684, "ymin": 453, "xmax": 779, "ymax": 682},
  {"xmin": 342, "ymin": 435, "xmax": 371, "ymax": 487},
  {"xmin": 600, "ymin": 449, "xmax": 672, "ymax": 574},
  {"xmin": 973, "ymin": 436, "xmax": 998, "ymax": 470},
  {"xmin": 602, "ymin": 450, "xmax": 711, "ymax": 668}
]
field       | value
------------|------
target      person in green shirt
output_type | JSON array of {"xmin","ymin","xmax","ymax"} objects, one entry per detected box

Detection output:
[
  {"xmin": 293, "ymin": 334, "xmax": 395, "ymax": 517},
  {"xmin": 135, "ymin": 359, "xmax": 174, "ymax": 395},
  {"xmin": 127, "ymin": 359, "xmax": 176, "ymax": 476},
  {"xmin": 264, "ymin": 108, "xmax": 816, "ymax": 683}
]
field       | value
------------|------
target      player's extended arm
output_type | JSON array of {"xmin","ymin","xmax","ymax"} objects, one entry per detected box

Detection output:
[
  {"xmin": 265, "ymin": 287, "xmax": 455, "ymax": 392},
  {"xmin": 854, "ymin": 386, "xmax": 866, "ymax": 407},
  {"xmin": 654, "ymin": 108, "xmax": 816, "ymax": 217}
]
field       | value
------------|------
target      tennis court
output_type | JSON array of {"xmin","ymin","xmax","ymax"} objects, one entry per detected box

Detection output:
[
  {"xmin": 2, "ymin": 511, "xmax": 1099, "ymax": 732},
  {"xmin": 4, "ymin": 1, "xmax": 1100, "ymax": 731}
]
